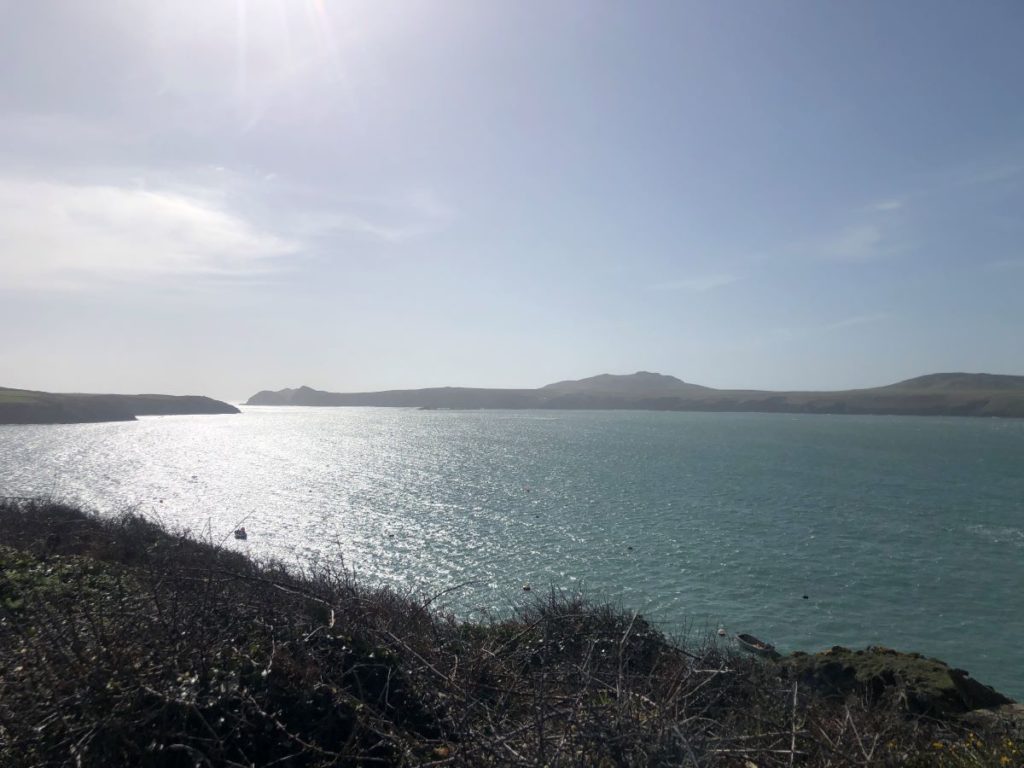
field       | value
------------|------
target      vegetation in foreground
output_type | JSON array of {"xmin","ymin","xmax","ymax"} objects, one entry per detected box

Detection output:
[{"xmin": 0, "ymin": 498, "xmax": 1020, "ymax": 767}]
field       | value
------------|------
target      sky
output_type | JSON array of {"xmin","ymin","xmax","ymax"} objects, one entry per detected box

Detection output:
[{"xmin": 1, "ymin": 0, "xmax": 1023, "ymax": 401}]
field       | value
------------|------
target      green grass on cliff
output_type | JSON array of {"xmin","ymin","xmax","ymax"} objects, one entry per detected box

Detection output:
[
  {"xmin": 0, "ymin": 498, "xmax": 1019, "ymax": 767},
  {"xmin": 0, "ymin": 388, "xmax": 43, "ymax": 403}
]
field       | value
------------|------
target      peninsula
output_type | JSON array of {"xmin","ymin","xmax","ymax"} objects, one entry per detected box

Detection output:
[
  {"xmin": 247, "ymin": 371, "xmax": 1024, "ymax": 418},
  {"xmin": 0, "ymin": 387, "xmax": 240, "ymax": 425}
]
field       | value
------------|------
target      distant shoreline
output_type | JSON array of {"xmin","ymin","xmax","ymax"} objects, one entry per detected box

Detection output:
[
  {"xmin": 0, "ymin": 387, "xmax": 240, "ymax": 425},
  {"xmin": 248, "ymin": 402, "xmax": 1024, "ymax": 419},
  {"xmin": 247, "ymin": 371, "xmax": 1024, "ymax": 419}
]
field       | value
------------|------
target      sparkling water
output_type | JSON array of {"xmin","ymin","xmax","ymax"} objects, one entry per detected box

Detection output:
[{"xmin": 2, "ymin": 408, "xmax": 1022, "ymax": 698}]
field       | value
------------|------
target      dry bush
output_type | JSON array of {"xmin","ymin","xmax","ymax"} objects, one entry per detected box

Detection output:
[{"xmin": 0, "ymin": 498, "xmax": 1015, "ymax": 767}]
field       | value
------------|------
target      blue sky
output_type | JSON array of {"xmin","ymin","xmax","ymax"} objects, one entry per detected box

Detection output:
[{"xmin": 1, "ymin": 1, "xmax": 1022, "ymax": 399}]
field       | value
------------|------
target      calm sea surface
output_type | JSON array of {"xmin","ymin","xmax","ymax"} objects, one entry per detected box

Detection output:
[{"xmin": 2, "ymin": 408, "xmax": 1022, "ymax": 697}]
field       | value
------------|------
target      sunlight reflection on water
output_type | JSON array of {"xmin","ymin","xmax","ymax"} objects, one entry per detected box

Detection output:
[{"xmin": 2, "ymin": 407, "xmax": 1023, "ymax": 697}]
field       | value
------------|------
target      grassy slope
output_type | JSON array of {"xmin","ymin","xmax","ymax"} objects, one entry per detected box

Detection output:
[
  {"xmin": 0, "ymin": 390, "xmax": 39, "ymax": 403},
  {"xmin": 0, "ymin": 388, "xmax": 136, "ymax": 424},
  {"xmin": 1, "ymin": 499, "xmax": 1021, "ymax": 767}
]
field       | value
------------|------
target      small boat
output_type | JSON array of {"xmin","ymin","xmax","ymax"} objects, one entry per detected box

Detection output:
[
  {"xmin": 233, "ymin": 527, "xmax": 248, "ymax": 540},
  {"xmin": 735, "ymin": 633, "xmax": 777, "ymax": 656}
]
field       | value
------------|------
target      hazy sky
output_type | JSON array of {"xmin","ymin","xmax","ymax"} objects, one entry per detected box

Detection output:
[{"xmin": 2, "ymin": 1, "xmax": 1023, "ymax": 400}]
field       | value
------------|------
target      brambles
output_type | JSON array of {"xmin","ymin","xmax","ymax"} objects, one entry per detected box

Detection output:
[{"xmin": 0, "ymin": 498, "xmax": 1018, "ymax": 766}]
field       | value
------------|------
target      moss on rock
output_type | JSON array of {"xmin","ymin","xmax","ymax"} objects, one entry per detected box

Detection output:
[{"xmin": 782, "ymin": 645, "xmax": 1013, "ymax": 716}]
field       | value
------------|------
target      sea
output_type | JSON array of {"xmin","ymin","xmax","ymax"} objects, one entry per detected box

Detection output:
[{"xmin": 1, "ymin": 407, "xmax": 1022, "ymax": 698}]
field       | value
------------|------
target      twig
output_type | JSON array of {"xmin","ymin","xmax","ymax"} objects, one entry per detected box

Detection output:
[
  {"xmin": 421, "ymin": 580, "xmax": 483, "ymax": 610},
  {"xmin": 790, "ymin": 681, "xmax": 799, "ymax": 767}
]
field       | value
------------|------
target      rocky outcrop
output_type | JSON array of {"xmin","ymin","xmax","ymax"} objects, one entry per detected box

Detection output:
[
  {"xmin": 781, "ymin": 646, "xmax": 1014, "ymax": 717},
  {"xmin": 962, "ymin": 703, "xmax": 1024, "ymax": 739}
]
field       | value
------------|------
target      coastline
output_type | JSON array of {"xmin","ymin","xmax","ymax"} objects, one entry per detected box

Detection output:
[
  {"xmin": 0, "ymin": 387, "xmax": 240, "ymax": 425},
  {"xmin": 247, "ymin": 372, "xmax": 1024, "ymax": 419},
  {"xmin": 1, "ymin": 498, "xmax": 1020, "ymax": 766}
]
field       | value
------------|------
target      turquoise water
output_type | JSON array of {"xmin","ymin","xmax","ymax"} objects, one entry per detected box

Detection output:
[{"xmin": 1, "ymin": 408, "xmax": 1022, "ymax": 698}]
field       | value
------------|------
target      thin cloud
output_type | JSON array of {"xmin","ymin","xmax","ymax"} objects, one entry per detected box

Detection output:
[
  {"xmin": 870, "ymin": 198, "xmax": 904, "ymax": 212},
  {"xmin": 962, "ymin": 160, "xmax": 1024, "ymax": 187},
  {"xmin": 649, "ymin": 273, "xmax": 743, "ymax": 293},
  {"xmin": 295, "ymin": 211, "xmax": 416, "ymax": 243},
  {"xmin": 818, "ymin": 224, "xmax": 890, "ymax": 262},
  {"xmin": 770, "ymin": 311, "xmax": 891, "ymax": 340},
  {"xmin": 820, "ymin": 311, "xmax": 891, "ymax": 333},
  {"xmin": 810, "ymin": 149, "xmax": 1022, "ymax": 265},
  {"xmin": 985, "ymin": 258, "xmax": 1024, "ymax": 272},
  {"xmin": 782, "ymin": 201, "xmax": 908, "ymax": 266},
  {"xmin": 0, "ymin": 113, "xmax": 116, "ymax": 147},
  {"xmin": 294, "ymin": 187, "xmax": 457, "ymax": 244},
  {"xmin": 0, "ymin": 177, "xmax": 299, "ymax": 291},
  {"xmin": 903, "ymin": 152, "xmax": 1024, "ymax": 197}
]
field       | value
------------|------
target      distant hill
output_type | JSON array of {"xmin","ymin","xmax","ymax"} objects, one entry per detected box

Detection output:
[
  {"xmin": 247, "ymin": 371, "xmax": 1024, "ymax": 418},
  {"xmin": 246, "ymin": 384, "xmax": 539, "ymax": 409},
  {"xmin": 540, "ymin": 371, "xmax": 711, "ymax": 397},
  {"xmin": 0, "ymin": 387, "xmax": 240, "ymax": 425},
  {"xmin": 879, "ymin": 372, "xmax": 1024, "ymax": 392}
]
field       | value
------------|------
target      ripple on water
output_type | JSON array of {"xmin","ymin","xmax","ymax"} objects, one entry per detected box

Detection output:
[{"xmin": 0, "ymin": 409, "xmax": 1022, "ymax": 698}]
